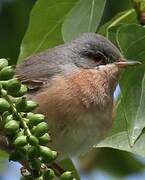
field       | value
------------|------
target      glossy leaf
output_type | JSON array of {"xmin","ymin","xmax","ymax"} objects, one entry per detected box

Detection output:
[
  {"xmin": 80, "ymin": 148, "xmax": 145, "ymax": 177},
  {"xmin": 96, "ymin": 24, "xmax": 145, "ymax": 157},
  {"xmin": 18, "ymin": 0, "xmax": 78, "ymax": 63},
  {"xmin": 0, "ymin": 0, "xmax": 36, "ymax": 65},
  {"xmin": 98, "ymin": 9, "xmax": 137, "ymax": 36},
  {"xmin": 117, "ymin": 24, "xmax": 145, "ymax": 145},
  {"xmin": 62, "ymin": 0, "xmax": 106, "ymax": 42},
  {"xmin": 97, "ymin": 130, "xmax": 145, "ymax": 157}
]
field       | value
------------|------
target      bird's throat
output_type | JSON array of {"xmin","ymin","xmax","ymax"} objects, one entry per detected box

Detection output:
[{"xmin": 68, "ymin": 69, "xmax": 118, "ymax": 109}]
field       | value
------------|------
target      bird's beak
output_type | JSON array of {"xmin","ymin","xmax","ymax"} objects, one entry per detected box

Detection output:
[{"xmin": 115, "ymin": 59, "xmax": 142, "ymax": 68}]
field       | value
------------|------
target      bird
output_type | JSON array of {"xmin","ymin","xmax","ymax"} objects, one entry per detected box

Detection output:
[{"xmin": 15, "ymin": 33, "xmax": 140, "ymax": 158}]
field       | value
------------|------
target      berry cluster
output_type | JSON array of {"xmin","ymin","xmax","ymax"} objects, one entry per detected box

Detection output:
[{"xmin": 0, "ymin": 58, "xmax": 73, "ymax": 180}]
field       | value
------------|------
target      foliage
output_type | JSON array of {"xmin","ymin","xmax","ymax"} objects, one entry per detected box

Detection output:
[
  {"xmin": 1, "ymin": 0, "xmax": 145, "ymax": 179},
  {"xmin": 0, "ymin": 0, "xmax": 36, "ymax": 65},
  {"xmin": 96, "ymin": 19, "xmax": 145, "ymax": 157}
]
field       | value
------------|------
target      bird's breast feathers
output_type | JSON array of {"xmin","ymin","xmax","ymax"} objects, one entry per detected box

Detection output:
[{"xmin": 31, "ymin": 69, "xmax": 114, "ymax": 155}]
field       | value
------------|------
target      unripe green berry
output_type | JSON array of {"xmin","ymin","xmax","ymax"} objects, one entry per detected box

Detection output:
[
  {"xmin": 14, "ymin": 135, "xmax": 27, "ymax": 147},
  {"xmin": 51, "ymin": 151, "xmax": 57, "ymax": 160},
  {"xmin": 15, "ymin": 130, "xmax": 24, "ymax": 138},
  {"xmin": 0, "ymin": 98, "xmax": 10, "ymax": 113},
  {"xmin": 0, "ymin": 58, "xmax": 8, "ymax": 70},
  {"xmin": 2, "ymin": 111, "xmax": 10, "ymax": 122},
  {"xmin": 6, "ymin": 78, "xmax": 21, "ymax": 95},
  {"xmin": 4, "ymin": 114, "xmax": 13, "ymax": 124},
  {"xmin": 0, "ymin": 66, "xmax": 14, "ymax": 80},
  {"xmin": 22, "ymin": 144, "xmax": 31, "ymax": 154},
  {"xmin": 60, "ymin": 171, "xmax": 73, "ymax": 180},
  {"xmin": 0, "ymin": 80, "xmax": 8, "ymax": 89},
  {"xmin": 27, "ymin": 135, "xmax": 39, "ymax": 146},
  {"xmin": 27, "ymin": 146, "xmax": 39, "ymax": 159},
  {"xmin": 15, "ymin": 97, "xmax": 27, "ymax": 112},
  {"xmin": 40, "ymin": 146, "xmax": 57, "ymax": 162},
  {"xmin": 43, "ymin": 168, "xmax": 55, "ymax": 180},
  {"xmin": 39, "ymin": 133, "xmax": 50, "ymax": 145},
  {"xmin": 29, "ymin": 159, "xmax": 41, "ymax": 170},
  {"xmin": 24, "ymin": 101, "xmax": 38, "ymax": 112},
  {"xmin": 0, "ymin": 89, "xmax": 7, "ymax": 96},
  {"xmin": 4, "ymin": 120, "xmax": 19, "ymax": 133},
  {"xmin": 27, "ymin": 113, "xmax": 44, "ymax": 126},
  {"xmin": 34, "ymin": 122, "xmax": 48, "ymax": 137},
  {"xmin": 13, "ymin": 84, "xmax": 27, "ymax": 97},
  {"xmin": 31, "ymin": 126, "xmax": 36, "ymax": 134}
]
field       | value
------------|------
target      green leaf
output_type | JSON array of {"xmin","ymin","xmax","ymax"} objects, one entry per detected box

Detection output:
[
  {"xmin": 59, "ymin": 158, "xmax": 80, "ymax": 180},
  {"xmin": 105, "ymin": 25, "xmax": 122, "ymax": 47},
  {"xmin": 116, "ymin": 24, "xmax": 145, "ymax": 145},
  {"xmin": 80, "ymin": 148, "xmax": 145, "ymax": 177},
  {"xmin": 97, "ymin": 130, "xmax": 145, "ymax": 158},
  {"xmin": 18, "ymin": 0, "xmax": 78, "ymax": 63},
  {"xmin": 62, "ymin": 0, "xmax": 106, "ymax": 42},
  {"xmin": 96, "ymin": 24, "xmax": 145, "ymax": 157},
  {"xmin": 96, "ymin": 148, "xmax": 145, "ymax": 176},
  {"xmin": 0, "ymin": 0, "xmax": 36, "ymax": 65},
  {"xmin": 98, "ymin": 9, "xmax": 137, "ymax": 36}
]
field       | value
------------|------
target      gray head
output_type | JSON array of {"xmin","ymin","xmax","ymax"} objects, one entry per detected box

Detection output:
[{"xmin": 68, "ymin": 33, "xmax": 124, "ymax": 69}]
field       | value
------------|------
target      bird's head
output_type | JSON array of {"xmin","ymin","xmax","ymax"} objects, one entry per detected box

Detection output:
[
  {"xmin": 69, "ymin": 33, "xmax": 141, "ymax": 94},
  {"xmin": 69, "ymin": 33, "xmax": 140, "ymax": 69}
]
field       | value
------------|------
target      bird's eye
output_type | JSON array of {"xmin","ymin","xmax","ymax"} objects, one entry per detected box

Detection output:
[
  {"xmin": 81, "ymin": 50, "xmax": 108, "ymax": 66},
  {"xmin": 80, "ymin": 50, "xmax": 109, "ymax": 68},
  {"xmin": 93, "ymin": 52, "xmax": 108, "ymax": 65}
]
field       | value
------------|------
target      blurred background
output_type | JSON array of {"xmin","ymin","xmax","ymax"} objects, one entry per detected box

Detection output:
[{"xmin": 1, "ymin": 0, "xmax": 145, "ymax": 179}]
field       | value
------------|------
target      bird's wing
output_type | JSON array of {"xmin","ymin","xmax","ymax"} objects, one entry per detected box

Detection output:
[{"xmin": 15, "ymin": 50, "xmax": 64, "ymax": 92}]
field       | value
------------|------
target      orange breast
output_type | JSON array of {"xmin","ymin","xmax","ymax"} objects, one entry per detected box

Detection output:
[{"xmin": 30, "ymin": 69, "xmax": 114, "ymax": 156}]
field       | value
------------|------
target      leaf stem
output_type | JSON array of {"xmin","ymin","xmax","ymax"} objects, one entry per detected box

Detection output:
[{"xmin": 106, "ymin": 9, "xmax": 134, "ymax": 38}]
